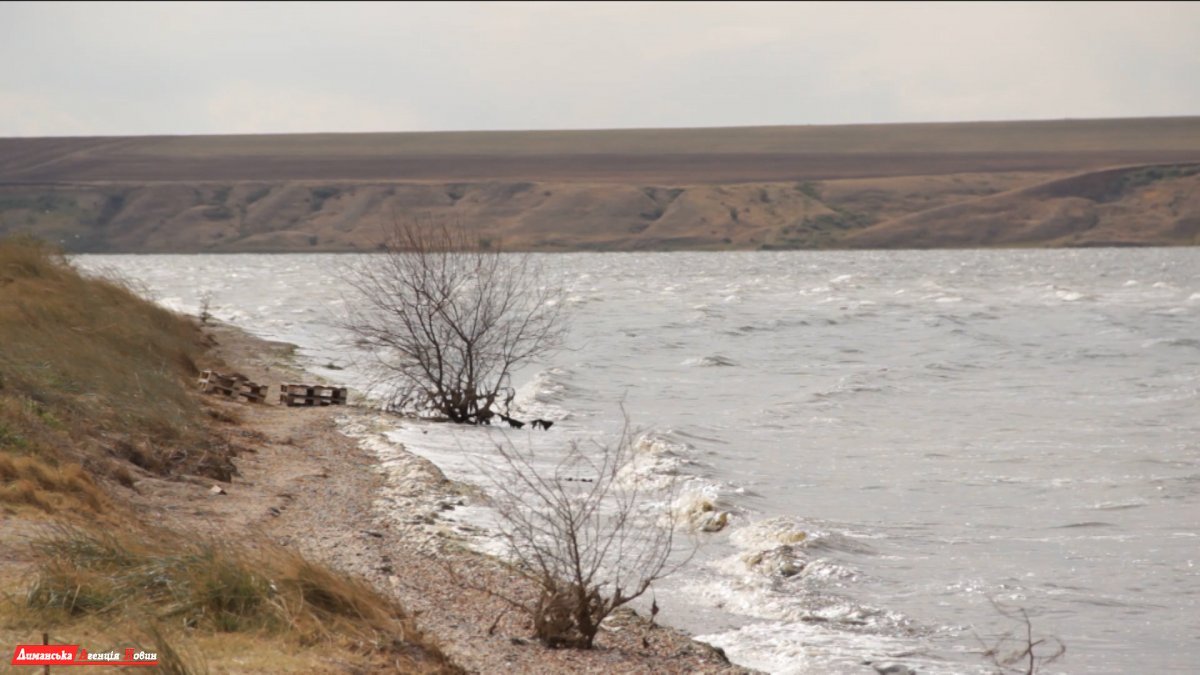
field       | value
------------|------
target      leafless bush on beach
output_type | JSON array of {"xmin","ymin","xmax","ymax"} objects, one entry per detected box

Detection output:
[{"xmin": 455, "ymin": 422, "xmax": 691, "ymax": 649}]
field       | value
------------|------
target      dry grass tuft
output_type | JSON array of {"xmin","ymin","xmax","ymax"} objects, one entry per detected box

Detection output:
[
  {"xmin": 146, "ymin": 624, "xmax": 209, "ymax": 675},
  {"xmin": 0, "ymin": 453, "xmax": 107, "ymax": 514},
  {"xmin": 11, "ymin": 525, "xmax": 460, "ymax": 673}
]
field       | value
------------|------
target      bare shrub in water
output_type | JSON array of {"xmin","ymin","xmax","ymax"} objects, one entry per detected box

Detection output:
[
  {"xmin": 979, "ymin": 600, "xmax": 1066, "ymax": 674},
  {"xmin": 340, "ymin": 219, "xmax": 566, "ymax": 424}
]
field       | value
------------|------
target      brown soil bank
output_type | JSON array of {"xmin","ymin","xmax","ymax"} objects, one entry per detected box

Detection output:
[{"xmin": 2, "ymin": 116, "xmax": 1199, "ymax": 251}]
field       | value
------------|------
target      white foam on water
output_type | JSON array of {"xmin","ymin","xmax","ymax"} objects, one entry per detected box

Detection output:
[
  {"xmin": 159, "ymin": 296, "xmax": 192, "ymax": 313},
  {"xmin": 696, "ymin": 620, "xmax": 986, "ymax": 675},
  {"xmin": 688, "ymin": 517, "xmax": 877, "ymax": 626},
  {"xmin": 336, "ymin": 414, "xmax": 510, "ymax": 558},
  {"xmin": 683, "ymin": 354, "xmax": 740, "ymax": 367},
  {"xmin": 729, "ymin": 516, "xmax": 812, "ymax": 551},
  {"xmin": 564, "ymin": 293, "xmax": 597, "ymax": 306},
  {"xmin": 616, "ymin": 430, "xmax": 697, "ymax": 490},
  {"xmin": 670, "ymin": 478, "xmax": 737, "ymax": 532},
  {"xmin": 511, "ymin": 366, "xmax": 577, "ymax": 421}
]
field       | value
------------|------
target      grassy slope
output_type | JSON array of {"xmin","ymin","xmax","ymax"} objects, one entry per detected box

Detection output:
[
  {"xmin": 0, "ymin": 237, "xmax": 224, "ymax": 504},
  {"xmin": 0, "ymin": 238, "xmax": 458, "ymax": 673},
  {"xmin": 1, "ymin": 117, "xmax": 1199, "ymax": 251}
]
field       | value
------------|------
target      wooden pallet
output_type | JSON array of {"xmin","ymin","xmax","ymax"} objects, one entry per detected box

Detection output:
[
  {"xmin": 279, "ymin": 383, "xmax": 348, "ymax": 407},
  {"xmin": 198, "ymin": 370, "xmax": 268, "ymax": 403}
]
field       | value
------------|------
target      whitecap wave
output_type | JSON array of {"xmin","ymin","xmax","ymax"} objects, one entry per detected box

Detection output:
[
  {"xmin": 511, "ymin": 366, "xmax": 578, "ymax": 420},
  {"xmin": 616, "ymin": 431, "xmax": 695, "ymax": 490},
  {"xmin": 696, "ymin": 620, "xmax": 972, "ymax": 675},
  {"xmin": 670, "ymin": 479, "xmax": 735, "ymax": 533},
  {"xmin": 730, "ymin": 516, "xmax": 813, "ymax": 551},
  {"xmin": 684, "ymin": 355, "xmax": 739, "ymax": 367},
  {"xmin": 1142, "ymin": 337, "xmax": 1200, "ymax": 350}
]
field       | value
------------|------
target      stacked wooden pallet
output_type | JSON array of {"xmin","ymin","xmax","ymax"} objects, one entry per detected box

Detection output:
[
  {"xmin": 198, "ymin": 370, "xmax": 269, "ymax": 403},
  {"xmin": 279, "ymin": 383, "xmax": 348, "ymax": 407}
]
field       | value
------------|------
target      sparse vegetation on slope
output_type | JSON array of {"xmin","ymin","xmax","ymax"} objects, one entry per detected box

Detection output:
[
  {"xmin": 0, "ymin": 236, "xmax": 461, "ymax": 672},
  {"xmin": 0, "ymin": 237, "xmax": 231, "ymax": 514}
]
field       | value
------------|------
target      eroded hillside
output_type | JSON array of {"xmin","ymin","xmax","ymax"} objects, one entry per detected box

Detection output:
[{"xmin": 2, "ymin": 117, "xmax": 1198, "ymax": 251}]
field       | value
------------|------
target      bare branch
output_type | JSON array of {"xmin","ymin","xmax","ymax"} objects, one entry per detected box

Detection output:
[
  {"xmin": 978, "ymin": 599, "xmax": 1066, "ymax": 674},
  {"xmin": 467, "ymin": 420, "xmax": 694, "ymax": 649},
  {"xmin": 339, "ymin": 217, "xmax": 567, "ymax": 423}
]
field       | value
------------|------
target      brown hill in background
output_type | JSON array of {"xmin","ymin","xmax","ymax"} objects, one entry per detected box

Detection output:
[
  {"xmin": 845, "ymin": 164, "xmax": 1200, "ymax": 248},
  {"xmin": 1, "ymin": 117, "xmax": 1198, "ymax": 251}
]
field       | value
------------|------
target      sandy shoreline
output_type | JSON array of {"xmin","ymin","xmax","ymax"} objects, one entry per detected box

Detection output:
[{"xmin": 172, "ymin": 321, "xmax": 753, "ymax": 673}]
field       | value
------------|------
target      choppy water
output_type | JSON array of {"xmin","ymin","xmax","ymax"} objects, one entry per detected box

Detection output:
[{"xmin": 77, "ymin": 249, "xmax": 1200, "ymax": 674}]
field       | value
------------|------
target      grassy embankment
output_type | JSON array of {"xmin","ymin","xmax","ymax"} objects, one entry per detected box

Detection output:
[{"xmin": 0, "ymin": 237, "xmax": 458, "ymax": 673}]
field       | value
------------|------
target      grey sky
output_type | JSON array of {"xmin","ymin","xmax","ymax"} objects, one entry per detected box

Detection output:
[{"xmin": 1, "ymin": 1, "xmax": 1198, "ymax": 136}]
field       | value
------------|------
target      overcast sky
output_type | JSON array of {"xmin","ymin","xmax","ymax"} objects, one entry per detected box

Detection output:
[{"xmin": 1, "ymin": 1, "xmax": 1198, "ymax": 136}]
